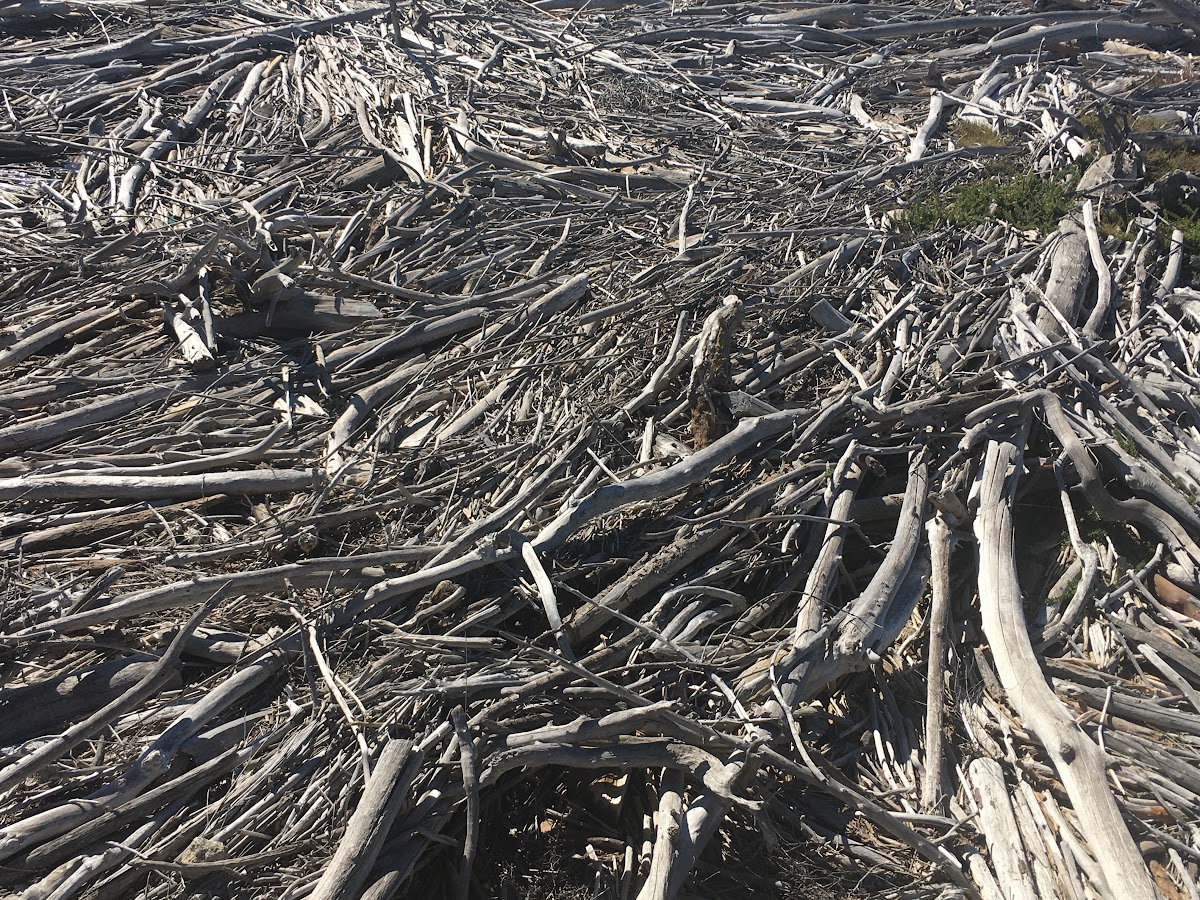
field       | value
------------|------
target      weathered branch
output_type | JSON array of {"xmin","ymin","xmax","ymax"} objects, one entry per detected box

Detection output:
[{"xmin": 973, "ymin": 435, "xmax": 1157, "ymax": 900}]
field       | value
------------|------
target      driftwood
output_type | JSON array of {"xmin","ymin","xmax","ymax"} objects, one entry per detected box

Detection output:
[
  {"xmin": 308, "ymin": 738, "xmax": 419, "ymax": 900},
  {"xmin": 2, "ymin": 0, "xmax": 1200, "ymax": 898},
  {"xmin": 975, "ymin": 435, "xmax": 1157, "ymax": 900}
]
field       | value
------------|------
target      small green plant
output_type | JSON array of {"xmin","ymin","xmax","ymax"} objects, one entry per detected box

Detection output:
[
  {"xmin": 1077, "ymin": 505, "xmax": 1110, "ymax": 545},
  {"xmin": 1113, "ymin": 429, "xmax": 1139, "ymax": 458},
  {"xmin": 897, "ymin": 194, "xmax": 948, "ymax": 234},
  {"xmin": 950, "ymin": 120, "xmax": 1013, "ymax": 149},
  {"xmin": 1076, "ymin": 110, "xmax": 1158, "ymax": 150},
  {"xmin": 957, "ymin": 173, "xmax": 1075, "ymax": 231},
  {"xmin": 1076, "ymin": 113, "xmax": 1106, "ymax": 144},
  {"xmin": 1072, "ymin": 503, "xmax": 1159, "ymax": 564},
  {"xmin": 1161, "ymin": 208, "xmax": 1200, "ymax": 253},
  {"xmin": 1131, "ymin": 115, "xmax": 1162, "ymax": 133},
  {"xmin": 1076, "ymin": 107, "xmax": 1191, "ymax": 152},
  {"xmin": 1070, "ymin": 145, "xmax": 1200, "ymax": 249},
  {"xmin": 897, "ymin": 170, "xmax": 1076, "ymax": 235},
  {"xmin": 1097, "ymin": 207, "xmax": 1135, "ymax": 242},
  {"xmin": 1050, "ymin": 570, "xmax": 1082, "ymax": 608}
]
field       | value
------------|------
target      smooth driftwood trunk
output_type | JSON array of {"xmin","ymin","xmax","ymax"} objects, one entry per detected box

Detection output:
[
  {"xmin": 973, "ymin": 437, "xmax": 1158, "ymax": 900},
  {"xmin": 922, "ymin": 513, "xmax": 952, "ymax": 812},
  {"xmin": 967, "ymin": 757, "xmax": 1036, "ymax": 900},
  {"xmin": 0, "ymin": 469, "xmax": 321, "ymax": 500},
  {"xmin": 308, "ymin": 738, "xmax": 417, "ymax": 900},
  {"xmin": 1036, "ymin": 219, "xmax": 1088, "ymax": 339}
]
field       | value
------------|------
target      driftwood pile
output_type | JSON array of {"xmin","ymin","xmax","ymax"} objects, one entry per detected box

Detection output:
[{"xmin": 2, "ymin": 0, "xmax": 1200, "ymax": 897}]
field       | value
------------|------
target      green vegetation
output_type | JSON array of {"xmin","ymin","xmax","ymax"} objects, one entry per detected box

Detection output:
[
  {"xmin": 897, "ymin": 138, "xmax": 1200, "ymax": 251},
  {"xmin": 897, "ymin": 170, "xmax": 1076, "ymax": 234},
  {"xmin": 1077, "ymin": 505, "xmax": 1110, "ymax": 546},
  {"xmin": 1073, "ymin": 502, "xmax": 1158, "ymax": 565},
  {"xmin": 1077, "ymin": 110, "xmax": 1193, "ymax": 151},
  {"xmin": 950, "ymin": 119, "xmax": 1012, "ymax": 149},
  {"xmin": 1113, "ymin": 428, "xmax": 1139, "ymax": 458},
  {"xmin": 1076, "ymin": 112, "xmax": 1107, "ymax": 145},
  {"xmin": 1049, "ymin": 570, "xmax": 1082, "ymax": 608},
  {"xmin": 1097, "ymin": 217, "xmax": 1134, "ymax": 242},
  {"xmin": 1147, "ymin": 148, "xmax": 1200, "ymax": 252},
  {"xmin": 1075, "ymin": 110, "xmax": 1200, "ymax": 249},
  {"xmin": 1145, "ymin": 147, "xmax": 1200, "ymax": 181}
]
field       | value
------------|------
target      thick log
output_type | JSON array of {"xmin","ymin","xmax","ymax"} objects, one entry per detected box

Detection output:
[{"xmin": 0, "ymin": 657, "xmax": 172, "ymax": 747}]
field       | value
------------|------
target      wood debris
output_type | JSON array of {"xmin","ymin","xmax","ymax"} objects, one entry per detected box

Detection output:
[{"xmin": 1, "ymin": 0, "xmax": 1200, "ymax": 897}]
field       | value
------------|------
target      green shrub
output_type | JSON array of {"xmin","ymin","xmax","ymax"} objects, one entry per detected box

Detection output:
[
  {"xmin": 897, "ymin": 171, "xmax": 1075, "ymax": 234},
  {"xmin": 1144, "ymin": 147, "xmax": 1200, "ymax": 181},
  {"xmin": 950, "ymin": 120, "xmax": 1013, "ymax": 148},
  {"xmin": 1147, "ymin": 150, "xmax": 1200, "ymax": 251}
]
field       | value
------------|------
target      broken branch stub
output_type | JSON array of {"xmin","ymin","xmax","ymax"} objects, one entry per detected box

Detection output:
[{"xmin": 688, "ymin": 294, "xmax": 744, "ymax": 448}]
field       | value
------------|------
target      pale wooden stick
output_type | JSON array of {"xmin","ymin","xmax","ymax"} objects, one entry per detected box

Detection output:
[
  {"xmin": 451, "ymin": 708, "xmax": 480, "ymax": 900},
  {"xmin": 906, "ymin": 91, "xmax": 948, "ymax": 163},
  {"xmin": 0, "ymin": 468, "xmax": 320, "ymax": 501},
  {"xmin": 163, "ymin": 301, "xmax": 215, "ymax": 370},
  {"xmin": 636, "ymin": 770, "xmax": 683, "ymax": 900},
  {"xmin": 922, "ymin": 512, "xmax": 953, "ymax": 812},
  {"xmin": 297, "ymin": 613, "xmax": 373, "ymax": 781},
  {"xmin": 1081, "ymin": 200, "xmax": 1113, "ymax": 340},
  {"xmin": 967, "ymin": 757, "xmax": 1037, "ymax": 900}
]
